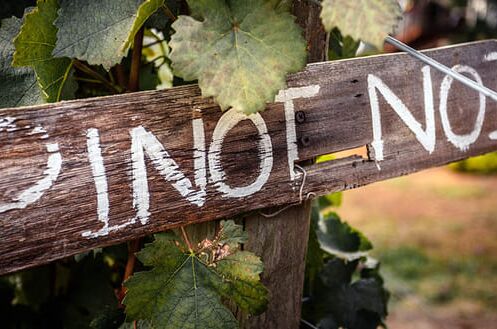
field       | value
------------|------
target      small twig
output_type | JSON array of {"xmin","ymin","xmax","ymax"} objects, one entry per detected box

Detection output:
[
  {"xmin": 73, "ymin": 60, "xmax": 122, "ymax": 93},
  {"xmin": 75, "ymin": 77, "xmax": 104, "ymax": 84},
  {"xmin": 180, "ymin": 226, "xmax": 193, "ymax": 251},
  {"xmin": 118, "ymin": 239, "xmax": 141, "ymax": 307},
  {"xmin": 143, "ymin": 39, "xmax": 165, "ymax": 48},
  {"xmin": 128, "ymin": 27, "xmax": 145, "ymax": 92},
  {"xmin": 114, "ymin": 64, "xmax": 127, "ymax": 90},
  {"xmin": 162, "ymin": 4, "xmax": 177, "ymax": 21}
]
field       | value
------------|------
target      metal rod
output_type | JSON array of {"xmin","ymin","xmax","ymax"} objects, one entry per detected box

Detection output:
[{"xmin": 385, "ymin": 36, "xmax": 497, "ymax": 102}]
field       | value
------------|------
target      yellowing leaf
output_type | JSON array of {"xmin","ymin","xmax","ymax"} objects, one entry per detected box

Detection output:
[
  {"xmin": 53, "ymin": 0, "xmax": 164, "ymax": 70},
  {"xmin": 320, "ymin": 0, "xmax": 402, "ymax": 49},
  {"xmin": 12, "ymin": 0, "xmax": 76, "ymax": 103},
  {"xmin": 169, "ymin": 0, "xmax": 307, "ymax": 114}
]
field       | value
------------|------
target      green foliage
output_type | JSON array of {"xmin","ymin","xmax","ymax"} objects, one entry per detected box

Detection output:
[
  {"xmin": 450, "ymin": 152, "xmax": 497, "ymax": 175},
  {"xmin": 13, "ymin": 0, "xmax": 76, "ymax": 102},
  {"xmin": 320, "ymin": 0, "xmax": 402, "ymax": 49},
  {"xmin": 169, "ymin": 0, "xmax": 306, "ymax": 114},
  {"xmin": 53, "ymin": 0, "xmax": 163, "ymax": 70},
  {"xmin": 318, "ymin": 212, "xmax": 373, "ymax": 256},
  {"xmin": 0, "ymin": 16, "xmax": 43, "ymax": 109},
  {"xmin": 0, "ymin": 254, "xmax": 120, "ymax": 329},
  {"xmin": 124, "ymin": 221, "xmax": 268, "ymax": 328},
  {"xmin": 0, "ymin": 1, "xmax": 404, "ymax": 328},
  {"xmin": 303, "ymin": 201, "xmax": 389, "ymax": 328},
  {"xmin": 328, "ymin": 28, "xmax": 361, "ymax": 61}
]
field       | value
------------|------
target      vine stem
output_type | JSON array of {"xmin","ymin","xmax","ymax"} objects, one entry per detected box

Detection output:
[
  {"xmin": 180, "ymin": 226, "xmax": 194, "ymax": 251},
  {"xmin": 128, "ymin": 27, "xmax": 144, "ymax": 92},
  {"xmin": 119, "ymin": 28, "xmax": 145, "ymax": 316},
  {"xmin": 162, "ymin": 4, "xmax": 177, "ymax": 21},
  {"xmin": 73, "ymin": 60, "xmax": 122, "ymax": 93}
]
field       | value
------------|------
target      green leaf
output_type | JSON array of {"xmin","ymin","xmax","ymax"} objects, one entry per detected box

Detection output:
[
  {"xmin": 328, "ymin": 28, "xmax": 361, "ymax": 61},
  {"xmin": 319, "ymin": 192, "xmax": 343, "ymax": 209},
  {"xmin": 13, "ymin": 0, "xmax": 76, "ymax": 103},
  {"xmin": 217, "ymin": 251, "xmax": 262, "ymax": 282},
  {"xmin": 124, "ymin": 233, "xmax": 238, "ymax": 329},
  {"xmin": 124, "ymin": 224, "xmax": 268, "ymax": 327},
  {"xmin": 218, "ymin": 220, "xmax": 248, "ymax": 250},
  {"xmin": 169, "ymin": 0, "xmax": 307, "ymax": 114},
  {"xmin": 317, "ymin": 212, "xmax": 373, "ymax": 260},
  {"xmin": 320, "ymin": 0, "xmax": 402, "ymax": 49},
  {"xmin": 215, "ymin": 251, "xmax": 268, "ymax": 315},
  {"xmin": 53, "ymin": 0, "xmax": 164, "ymax": 70},
  {"xmin": 0, "ymin": 16, "xmax": 43, "ymax": 109}
]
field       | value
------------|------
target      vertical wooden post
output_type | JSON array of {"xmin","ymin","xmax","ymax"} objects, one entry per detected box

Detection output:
[{"xmin": 241, "ymin": 2, "xmax": 327, "ymax": 328}]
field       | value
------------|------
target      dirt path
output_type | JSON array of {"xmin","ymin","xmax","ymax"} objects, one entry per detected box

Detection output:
[{"xmin": 339, "ymin": 167, "xmax": 497, "ymax": 329}]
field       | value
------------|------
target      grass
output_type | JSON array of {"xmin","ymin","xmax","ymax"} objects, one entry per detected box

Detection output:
[{"xmin": 339, "ymin": 167, "xmax": 497, "ymax": 326}]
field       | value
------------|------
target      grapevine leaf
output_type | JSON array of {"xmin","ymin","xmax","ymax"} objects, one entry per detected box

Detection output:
[
  {"xmin": 320, "ymin": 0, "xmax": 402, "ymax": 49},
  {"xmin": 169, "ymin": 0, "xmax": 307, "ymax": 114},
  {"xmin": 218, "ymin": 220, "xmax": 248, "ymax": 249},
  {"xmin": 123, "ymin": 233, "xmax": 238, "ymax": 329},
  {"xmin": 0, "ymin": 16, "xmax": 43, "ymax": 109},
  {"xmin": 316, "ymin": 212, "xmax": 373, "ymax": 261},
  {"xmin": 13, "ymin": 0, "xmax": 76, "ymax": 103},
  {"xmin": 319, "ymin": 192, "xmax": 343, "ymax": 209},
  {"xmin": 216, "ymin": 251, "xmax": 268, "ymax": 315},
  {"xmin": 216, "ymin": 251, "xmax": 262, "ymax": 282},
  {"xmin": 119, "ymin": 320, "xmax": 153, "ymax": 329},
  {"xmin": 124, "ymin": 222, "xmax": 268, "ymax": 326},
  {"xmin": 53, "ymin": 0, "xmax": 164, "ymax": 70}
]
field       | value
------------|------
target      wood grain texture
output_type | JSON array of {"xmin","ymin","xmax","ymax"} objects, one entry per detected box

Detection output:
[
  {"xmin": 240, "ymin": 3, "xmax": 326, "ymax": 328},
  {"xmin": 241, "ymin": 203, "xmax": 313, "ymax": 329},
  {"xmin": 1, "ymin": 41, "xmax": 497, "ymax": 275}
]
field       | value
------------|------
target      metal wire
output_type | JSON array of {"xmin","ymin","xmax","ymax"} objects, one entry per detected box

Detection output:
[{"xmin": 385, "ymin": 36, "xmax": 497, "ymax": 102}]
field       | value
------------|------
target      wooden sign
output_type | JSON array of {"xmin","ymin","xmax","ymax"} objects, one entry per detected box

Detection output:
[{"xmin": 1, "ymin": 40, "xmax": 497, "ymax": 275}]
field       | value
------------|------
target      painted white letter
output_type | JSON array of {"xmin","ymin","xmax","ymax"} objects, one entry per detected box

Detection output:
[
  {"xmin": 209, "ymin": 109, "xmax": 273, "ymax": 198},
  {"xmin": 368, "ymin": 66, "xmax": 436, "ymax": 161},
  {"xmin": 82, "ymin": 129, "xmax": 111, "ymax": 238},
  {"xmin": 275, "ymin": 85, "xmax": 320, "ymax": 180},
  {"xmin": 0, "ymin": 118, "xmax": 62, "ymax": 213},
  {"xmin": 130, "ymin": 126, "xmax": 206, "ymax": 225},
  {"xmin": 439, "ymin": 65, "xmax": 486, "ymax": 151}
]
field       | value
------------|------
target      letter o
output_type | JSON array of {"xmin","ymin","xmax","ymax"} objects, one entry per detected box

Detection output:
[
  {"xmin": 439, "ymin": 65, "xmax": 486, "ymax": 151},
  {"xmin": 208, "ymin": 109, "xmax": 273, "ymax": 198}
]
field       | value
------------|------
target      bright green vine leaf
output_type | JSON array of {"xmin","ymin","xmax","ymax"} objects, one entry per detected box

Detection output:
[
  {"xmin": 0, "ymin": 16, "xmax": 44, "ymax": 109},
  {"xmin": 53, "ymin": 0, "xmax": 164, "ymax": 70},
  {"xmin": 320, "ymin": 0, "xmax": 402, "ymax": 49},
  {"xmin": 169, "ymin": 0, "xmax": 307, "ymax": 114},
  {"xmin": 12, "ymin": 0, "xmax": 76, "ymax": 103},
  {"xmin": 124, "ymin": 221, "xmax": 268, "ymax": 328}
]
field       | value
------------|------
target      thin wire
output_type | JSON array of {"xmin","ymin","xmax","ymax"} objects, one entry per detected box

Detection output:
[
  {"xmin": 259, "ymin": 164, "xmax": 314, "ymax": 218},
  {"xmin": 385, "ymin": 36, "xmax": 497, "ymax": 102},
  {"xmin": 300, "ymin": 319, "xmax": 320, "ymax": 329}
]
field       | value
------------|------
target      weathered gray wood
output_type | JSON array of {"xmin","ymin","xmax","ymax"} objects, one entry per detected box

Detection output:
[
  {"xmin": 240, "ymin": 3, "xmax": 326, "ymax": 328},
  {"xmin": 241, "ymin": 203, "xmax": 313, "ymax": 329},
  {"xmin": 1, "ymin": 40, "xmax": 497, "ymax": 275}
]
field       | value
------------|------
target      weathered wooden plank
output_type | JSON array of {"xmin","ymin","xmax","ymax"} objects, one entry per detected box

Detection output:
[
  {"xmin": 240, "ymin": 2, "xmax": 326, "ymax": 328},
  {"xmin": 1, "ymin": 40, "xmax": 497, "ymax": 275}
]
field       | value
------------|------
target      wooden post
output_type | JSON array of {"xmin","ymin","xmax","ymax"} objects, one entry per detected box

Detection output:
[{"xmin": 241, "ymin": 3, "xmax": 326, "ymax": 328}]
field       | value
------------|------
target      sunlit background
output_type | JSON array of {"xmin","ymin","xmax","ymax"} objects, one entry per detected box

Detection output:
[{"xmin": 340, "ymin": 1, "xmax": 497, "ymax": 328}]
